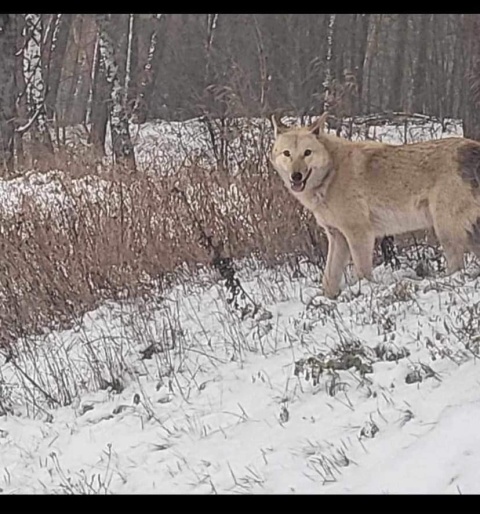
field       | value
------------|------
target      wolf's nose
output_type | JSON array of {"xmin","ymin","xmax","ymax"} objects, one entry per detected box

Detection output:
[{"xmin": 291, "ymin": 172, "xmax": 302, "ymax": 182}]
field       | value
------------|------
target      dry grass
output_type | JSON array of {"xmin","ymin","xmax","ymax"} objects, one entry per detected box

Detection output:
[{"xmin": 0, "ymin": 152, "xmax": 329, "ymax": 348}]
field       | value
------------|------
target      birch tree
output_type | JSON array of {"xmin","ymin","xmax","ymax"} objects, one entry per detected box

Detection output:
[
  {"xmin": 95, "ymin": 14, "xmax": 136, "ymax": 170},
  {"xmin": 323, "ymin": 14, "xmax": 336, "ymax": 113},
  {"xmin": 22, "ymin": 13, "xmax": 54, "ymax": 157},
  {"xmin": 205, "ymin": 14, "xmax": 218, "ymax": 81},
  {"xmin": 124, "ymin": 13, "xmax": 135, "ymax": 111},
  {"xmin": 0, "ymin": 14, "xmax": 17, "ymax": 174}
]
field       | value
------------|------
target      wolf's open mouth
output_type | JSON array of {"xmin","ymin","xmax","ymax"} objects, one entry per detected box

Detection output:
[{"xmin": 291, "ymin": 169, "xmax": 312, "ymax": 192}]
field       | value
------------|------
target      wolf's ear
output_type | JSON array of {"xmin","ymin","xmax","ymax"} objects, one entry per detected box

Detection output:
[
  {"xmin": 271, "ymin": 114, "xmax": 289, "ymax": 138},
  {"xmin": 309, "ymin": 112, "xmax": 329, "ymax": 136}
]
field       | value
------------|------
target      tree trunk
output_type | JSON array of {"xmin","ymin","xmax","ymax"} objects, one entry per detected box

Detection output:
[
  {"xmin": 389, "ymin": 14, "xmax": 409, "ymax": 111},
  {"xmin": 411, "ymin": 15, "xmax": 430, "ymax": 114},
  {"xmin": 131, "ymin": 14, "xmax": 168, "ymax": 124},
  {"xmin": 96, "ymin": 14, "xmax": 136, "ymax": 169},
  {"xmin": 463, "ymin": 14, "xmax": 480, "ymax": 141},
  {"xmin": 126, "ymin": 14, "xmax": 140, "ymax": 113},
  {"xmin": 22, "ymin": 13, "xmax": 54, "ymax": 158},
  {"xmin": 323, "ymin": 14, "xmax": 336, "ymax": 113},
  {"xmin": 124, "ymin": 14, "xmax": 135, "ymax": 110},
  {"xmin": 88, "ymin": 34, "xmax": 110, "ymax": 157},
  {"xmin": 66, "ymin": 15, "xmax": 86, "ymax": 125},
  {"xmin": 362, "ymin": 14, "xmax": 381, "ymax": 112},
  {"xmin": 0, "ymin": 14, "xmax": 17, "ymax": 175},
  {"xmin": 44, "ymin": 14, "xmax": 74, "ymax": 121},
  {"xmin": 14, "ymin": 16, "xmax": 26, "ymax": 168},
  {"xmin": 355, "ymin": 14, "xmax": 370, "ymax": 114}
]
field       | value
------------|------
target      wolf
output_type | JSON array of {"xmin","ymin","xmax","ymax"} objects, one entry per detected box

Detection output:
[{"xmin": 270, "ymin": 112, "xmax": 480, "ymax": 298}]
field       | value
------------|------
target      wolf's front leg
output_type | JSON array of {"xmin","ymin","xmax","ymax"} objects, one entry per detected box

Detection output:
[
  {"xmin": 322, "ymin": 228, "xmax": 351, "ymax": 298},
  {"xmin": 343, "ymin": 228, "xmax": 375, "ymax": 283}
]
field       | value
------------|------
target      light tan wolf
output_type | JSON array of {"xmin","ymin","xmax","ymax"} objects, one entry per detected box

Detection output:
[{"xmin": 270, "ymin": 113, "xmax": 480, "ymax": 298}]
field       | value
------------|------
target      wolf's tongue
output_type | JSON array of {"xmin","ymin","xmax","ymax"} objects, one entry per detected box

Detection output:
[{"xmin": 291, "ymin": 182, "xmax": 305, "ymax": 192}]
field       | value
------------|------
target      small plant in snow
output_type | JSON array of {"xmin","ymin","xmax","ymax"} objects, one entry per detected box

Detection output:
[
  {"xmin": 374, "ymin": 342, "xmax": 410, "ymax": 362},
  {"xmin": 49, "ymin": 445, "xmax": 115, "ymax": 494},
  {"xmin": 294, "ymin": 339, "xmax": 374, "ymax": 388},
  {"xmin": 405, "ymin": 362, "xmax": 440, "ymax": 384},
  {"xmin": 359, "ymin": 420, "xmax": 379, "ymax": 439}
]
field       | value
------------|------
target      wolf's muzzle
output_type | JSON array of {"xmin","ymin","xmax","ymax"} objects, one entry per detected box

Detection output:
[{"xmin": 290, "ymin": 169, "xmax": 312, "ymax": 192}]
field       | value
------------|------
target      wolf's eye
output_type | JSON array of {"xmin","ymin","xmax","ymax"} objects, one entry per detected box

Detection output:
[
  {"xmin": 304, "ymin": 149, "xmax": 312, "ymax": 156},
  {"xmin": 283, "ymin": 150, "xmax": 291, "ymax": 157}
]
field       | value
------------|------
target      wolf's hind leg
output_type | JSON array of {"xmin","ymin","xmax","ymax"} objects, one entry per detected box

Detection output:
[
  {"xmin": 466, "ymin": 216, "xmax": 480, "ymax": 260},
  {"xmin": 433, "ymin": 217, "xmax": 467, "ymax": 274}
]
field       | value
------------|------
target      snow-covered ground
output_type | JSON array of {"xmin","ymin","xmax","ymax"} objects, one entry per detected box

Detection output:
[
  {"xmin": 1, "ymin": 252, "xmax": 480, "ymax": 494},
  {"xmin": 0, "ymin": 116, "xmax": 478, "ymax": 494}
]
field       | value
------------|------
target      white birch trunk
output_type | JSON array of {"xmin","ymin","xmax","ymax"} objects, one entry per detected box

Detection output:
[
  {"xmin": 124, "ymin": 13, "xmax": 134, "ymax": 108},
  {"xmin": 131, "ymin": 14, "xmax": 163, "ymax": 123},
  {"xmin": 205, "ymin": 13, "xmax": 218, "ymax": 81},
  {"xmin": 323, "ymin": 14, "xmax": 336, "ymax": 113},
  {"xmin": 22, "ymin": 13, "xmax": 53, "ymax": 154},
  {"xmin": 86, "ymin": 34, "xmax": 99, "ymax": 126},
  {"xmin": 206, "ymin": 13, "xmax": 218, "ymax": 51},
  {"xmin": 96, "ymin": 14, "xmax": 136, "ymax": 169}
]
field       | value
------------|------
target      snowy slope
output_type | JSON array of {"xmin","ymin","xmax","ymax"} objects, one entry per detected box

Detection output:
[{"xmin": 1, "ymin": 253, "xmax": 480, "ymax": 494}]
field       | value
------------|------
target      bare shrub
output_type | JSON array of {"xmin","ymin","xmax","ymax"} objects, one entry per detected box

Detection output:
[{"xmin": 0, "ymin": 154, "xmax": 327, "ymax": 348}]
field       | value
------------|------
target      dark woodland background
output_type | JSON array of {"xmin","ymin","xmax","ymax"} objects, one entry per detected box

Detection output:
[{"xmin": 1, "ymin": 14, "xmax": 480, "ymax": 173}]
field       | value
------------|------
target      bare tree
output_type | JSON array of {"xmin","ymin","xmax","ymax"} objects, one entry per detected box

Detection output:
[
  {"xmin": 22, "ymin": 13, "xmax": 54, "ymax": 158},
  {"xmin": 88, "ymin": 33, "xmax": 110, "ymax": 156},
  {"xmin": 389, "ymin": 14, "xmax": 409, "ymax": 111},
  {"xmin": 353, "ymin": 14, "xmax": 370, "ymax": 114},
  {"xmin": 95, "ymin": 14, "xmax": 136, "ymax": 169},
  {"xmin": 0, "ymin": 14, "xmax": 17, "ymax": 174},
  {"xmin": 411, "ymin": 14, "xmax": 430, "ymax": 114},
  {"xmin": 44, "ymin": 14, "xmax": 74, "ymax": 122},
  {"xmin": 323, "ymin": 14, "xmax": 336, "ymax": 113},
  {"xmin": 361, "ymin": 14, "xmax": 381, "ymax": 112},
  {"xmin": 463, "ymin": 14, "xmax": 480, "ymax": 140},
  {"xmin": 131, "ymin": 14, "xmax": 169, "ymax": 123}
]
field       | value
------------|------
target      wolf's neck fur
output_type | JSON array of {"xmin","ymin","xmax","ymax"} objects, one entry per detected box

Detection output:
[
  {"xmin": 317, "ymin": 132, "xmax": 353, "ymax": 163},
  {"xmin": 309, "ymin": 133, "xmax": 351, "ymax": 198}
]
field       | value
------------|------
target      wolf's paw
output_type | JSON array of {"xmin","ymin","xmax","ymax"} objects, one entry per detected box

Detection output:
[{"xmin": 321, "ymin": 282, "xmax": 341, "ymax": 300}]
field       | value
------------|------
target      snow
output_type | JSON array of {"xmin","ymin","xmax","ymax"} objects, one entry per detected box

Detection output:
[
  {"xmin": 0, "ymin": 169, "xmax": 110, "ymax": 217},
  {"xmin": 1, "ymin": 253, "xmax": 480, "ymax": 494},
  {"xmin": 0, "ymin": 116, "xmax": 478, "ymax": 494}
]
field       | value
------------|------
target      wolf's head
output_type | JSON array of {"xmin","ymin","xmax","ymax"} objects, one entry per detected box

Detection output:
[{"xmin": 270, "ymin": 113, "xmax": 332, "ymax": 194}]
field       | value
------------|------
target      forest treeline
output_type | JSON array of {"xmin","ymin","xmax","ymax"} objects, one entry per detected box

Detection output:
[{"xmin": 1, "ymin": 14, "xmax": 480, "ymax": 173}]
